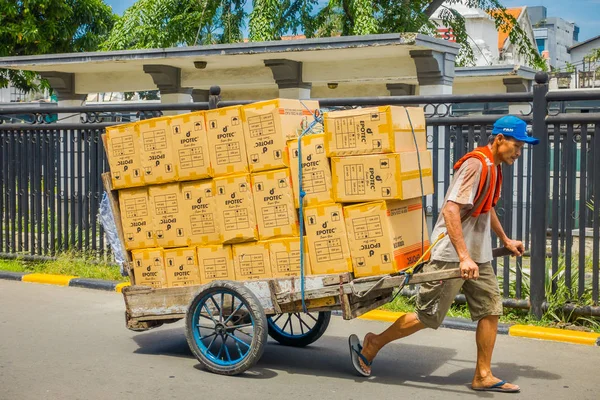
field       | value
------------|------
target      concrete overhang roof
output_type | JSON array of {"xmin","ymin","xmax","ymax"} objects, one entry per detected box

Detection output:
[
  {"xmin": 0, "ymin": 34, "xmax": 460, "ymax": 93},
  {"xmin": 455, "ymin": 65, "xmax": 537, "ymax": 82}
]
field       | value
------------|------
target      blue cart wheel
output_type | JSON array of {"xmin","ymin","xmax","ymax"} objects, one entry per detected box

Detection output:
[
  {"xmin": 267, "ymin": 311, "xmax": 331, "ymax": 347},
  {"xmin": 185, "ymin": 281, "xmax": 268, "ymax": 375}
]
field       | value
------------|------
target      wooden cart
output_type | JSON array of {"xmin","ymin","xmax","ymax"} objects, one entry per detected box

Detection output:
[{"xmin": 103, "ymin": 173, "xmax": 463, "ymax": 376}]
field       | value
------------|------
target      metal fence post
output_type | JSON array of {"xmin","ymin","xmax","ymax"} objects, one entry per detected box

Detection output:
[
  {"xmin": 209, "ymin": 86, "xmax": 221, "ymax": 109},
  {"xmin": 530, "ymin": 72, "xmax": 550, "ymax": 319}
]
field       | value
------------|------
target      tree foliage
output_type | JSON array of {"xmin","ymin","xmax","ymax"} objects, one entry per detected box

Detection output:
[
  {"xmin": 0, "ymin": 0, "xmax": 116, "ymax": 93},
  {"xmin": 101, "ymin": 0, "xmax": 247, "ymax": 50},
  {"xmin": 308, "ymin": 0, "xmax": 545, "ymax": 69},
  {"xmin": 3, "ymin": 0, "xmax": 545, "ymax": 93},
  {"xmin": 104, "ymin": 0, "xmax": 543, "ymax": 69}
]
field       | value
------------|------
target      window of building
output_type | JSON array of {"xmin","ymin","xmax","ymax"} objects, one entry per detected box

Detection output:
[
  {"xmin": 10, "ymin": 86, "xmax": 25, "ymax": 102},
  {"xmin": 536, "ymin": 38, "xmax": 546, "ymax": 54}
]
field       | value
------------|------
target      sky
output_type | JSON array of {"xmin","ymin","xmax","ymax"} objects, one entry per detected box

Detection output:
[{"xmin": 105, "ymin": 0, "xmax": 600, "ymax": 42}]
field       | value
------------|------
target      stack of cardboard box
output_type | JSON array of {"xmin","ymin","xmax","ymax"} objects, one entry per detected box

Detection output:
[
  {"xmin": 317, "ymin": 106, "xmax": 433, "ymax": 278},
  {"xmin": 105, "ymin": 101, "xmax": 433, "ymax": 288},
  {"xmin": 105, "ymin": 99, "xmax": 319, "ymax": 288}
]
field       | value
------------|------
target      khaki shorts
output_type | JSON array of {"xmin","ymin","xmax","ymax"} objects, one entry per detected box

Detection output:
[{"xmin": 415, "ymin": 260, "xmax": 503, "ymax": 329}]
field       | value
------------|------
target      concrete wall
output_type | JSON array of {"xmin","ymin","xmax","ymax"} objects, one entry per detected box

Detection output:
[
  {"xmin": 0, "ymin": 87, "xmax": 11, "ymax": 103},
  {"xmin": 570, "ymin": 39, "xmax": 600, "ymax": 65},
  {"xmin": 453, "ymin": 79, "xmax": 507, "ymax": 95}
]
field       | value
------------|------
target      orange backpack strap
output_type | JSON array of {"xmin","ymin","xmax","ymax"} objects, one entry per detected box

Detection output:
[{"xmin": 460, "ymin": 151, "xmax": 492, "ymax": 222}]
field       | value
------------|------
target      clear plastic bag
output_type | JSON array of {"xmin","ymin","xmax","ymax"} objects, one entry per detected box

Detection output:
[{"xmin": 98, "ymin": 191, "xmax": 127, "ymax": 276}]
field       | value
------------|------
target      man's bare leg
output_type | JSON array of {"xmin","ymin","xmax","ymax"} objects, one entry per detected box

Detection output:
[
  {"xmin": 358, "ymin": 312, "xmax": 425, "ymax": 374},
  {"xmin": 471, "ymin": 315, "xmax": 520, "ymax": 391}
]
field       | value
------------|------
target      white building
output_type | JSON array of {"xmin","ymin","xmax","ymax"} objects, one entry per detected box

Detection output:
[
  {"xmin": 569, "ymin": 35, "xmax": 600, "ymax": 71},
  {"xmin": 431, "ymin": 3, "xmax": 537, "ymax": 69}
]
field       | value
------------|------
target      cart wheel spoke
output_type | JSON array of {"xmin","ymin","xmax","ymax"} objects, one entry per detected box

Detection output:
[
  {"xmin": 267, "ymin": 311, "xmax": 331, "ymax": 348},
  {"xmin": 209, "ymin": 296, "xmax": 222, "ymax": 322},
  {"xmin": 216, "ymin": 335, "xmax": 227, "ymax": 359},
  {"xmin": 223, "ymin": 340, "xmax": 232, "ymax": 362},
  {"xmin": 298, "ymin": 315, "xmax": 313, "ymax": 332},
  {"xmin": 305, "ymin": 312, "xmax": 318, "ymax": 323},
  {"xmin": 227, "ymin": 332, "xmax": 251, "ymax": 348},
  {"xmin": 199, "ymin": 332, "xmax": 217, "ymax": 341},
  {"xmin": 202, "ymin": 304, "xmax": 218, "ymax": 324},
  {"xmin": 235, "ymin": 329, "xmax": 254, "ymax": 339},
  {"xmin": 206, "ymin": 333, "xmax": 218, "ymax": 354},
  {"xmin": 199, "ymin": 313, "xmax": 216, "ymax": 323},
  {"xmin": 282, "ymin": 313, "xmax": 292, "ymax": 333},
  {"xmin": 228, "ymin": 322, "xmax": 253, "ymax": 330},
  {"xmin": 224, "ymin": 302, "xmax": 245, "ymax": 325},
  {"xmin": 220, "ymin": 293, "xmax": 225, "ymax": 322},
  {"xmin": 272, "ymin": 314, "xmax": 284, "ymax": 324},
  {"xmin": 296, "ymin": 314, "xmax": 305, "ymax": 335},
  {"xmin": 233, "ymin": 337, "xmax": 244, "ymax": 358}
]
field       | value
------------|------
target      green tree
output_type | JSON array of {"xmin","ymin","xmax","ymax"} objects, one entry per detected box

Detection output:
[
  {"xmin": 103, "ymin": 0, "xmax": 543, "ymax": 70},
  {"xmin": 101, "ymin": 0, "xmax": 246, "ymax": 50},
  {"xmin": 0, "ymin": 0, "xmax": 116, "ymax": 93},
  {"xmin": 309, "ymin": 0, "xmax": 545, "ymax": 69}
]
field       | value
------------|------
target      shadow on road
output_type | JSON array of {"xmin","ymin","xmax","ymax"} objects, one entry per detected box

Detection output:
[
  {"xmin": 132, "ymin": 325, "xmax": 192, "ymax": 359},
  {"xmin": 130, "ymin": 325, "xmax": 561, "ymax": 394}
]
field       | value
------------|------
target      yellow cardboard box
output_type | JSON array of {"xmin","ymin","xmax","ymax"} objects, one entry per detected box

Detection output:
[
  {"xmin": 148, "ymin": 183, "xmax": 190, "ymax": 248},
  {"xmin": 251, "ymin": 168, "xmax": 298, "ymax": 240},
  {"xmin": 343, "ymin": 199, "xmax": 430, "ymax": 277},
  {"xmin": 323, "ymin": 106, "xmax": 427, "ymax": 156},
  {"xmin": 164, "ymin": 247, "xmax": 202, "ymax": 287},
  {"xmin": 287, "ymin": 133, "xmax": 334, "ymax": 208},
  {"xmin": 180, "ymin": 180, "xmax": 221, "ymax": 245},
  {"xmin": 232, "ymin": 241, "xmax": 273, "ymax": 281},
  {"xmin": 118, "ymin": 187, "xmax": 156, "ymax": 250},
  {"xmin": 242, "ymin": 99, "xmax": 319, "ymax": 172},
  {"xmin": 331, "ymin": 151, "xmax": 433, "ymax": 202},
  {"xmin": 267, "ymin": 237, "xmax": 312, "ymax": 278},
  {"xmin": 303, "ymin": 203, "xmax": 352, "ymax": 275},
  {"xmin": 170, "ymin": 112, "xmax": 212, "ymax": 181},
  {"xmin": 137, "ymin": 117, "xmax": 177, "ymax": 184},
  {"xmin": 197, "ymin": 245, "xmax": 236, "ymax": 284},
  {"xmin": 131, "ymin": 248, "xmax": 167, "ymax": 288},
  {"xmin": 105, "ymin": 123, "xmax": 145, "ymax": 189},
  {"xmin": 205, "ymin": 105, "xmax": 249, "ymax": 177},
  {"xmin": 213, "ymin": 174, "xmax": 259, "ymax": 244}
]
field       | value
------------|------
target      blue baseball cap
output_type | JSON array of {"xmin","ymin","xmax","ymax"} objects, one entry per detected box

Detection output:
[{"xmin": 491, "ymin": 115, "xmax": 539, "ymax": 145}]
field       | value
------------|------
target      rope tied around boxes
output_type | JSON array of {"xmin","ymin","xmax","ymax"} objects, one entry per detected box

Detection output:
[{"xmin": 298, "ymin": 101, "xmax": 324, "ymax": 313}]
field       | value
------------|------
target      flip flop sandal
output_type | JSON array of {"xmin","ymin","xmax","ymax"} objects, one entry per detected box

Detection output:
[
  {"xmin": 472, "ymin": 380, "xmax": 520, "ymax": 393},
  {"xmin": 348, "ymin": 334, "xmax": 372, "ymax": 377}
]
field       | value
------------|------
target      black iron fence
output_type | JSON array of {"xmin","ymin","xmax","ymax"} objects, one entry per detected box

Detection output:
[{"xmin": 1, "ymin": 74, "xmax": 599, "ymax": 317}]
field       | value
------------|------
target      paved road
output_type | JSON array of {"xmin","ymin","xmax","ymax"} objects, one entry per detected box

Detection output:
[{"xmin": 0, "ymin": 280, "xmax": 598, "ymax": 400}]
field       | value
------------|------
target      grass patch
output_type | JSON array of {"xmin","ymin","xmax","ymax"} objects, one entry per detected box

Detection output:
[{"xmin": 0, "ymin": 253, "xmax": 126, "ymax": 282}]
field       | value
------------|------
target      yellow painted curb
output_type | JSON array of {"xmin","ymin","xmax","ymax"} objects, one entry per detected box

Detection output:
[
  {"xmin": 358, "ymin": 310, "xmax": 406, "ymax": 323},
  {"xmin": 115, "ymin": 282, "xmax": 131, "ymax": 293},
  {"xmin": 22, "ymin": 273, "xmax": 77, "ymax": 286},
  {"xmin": 509, "ymin": 325, "xmax": 600, "ymax": 346}
]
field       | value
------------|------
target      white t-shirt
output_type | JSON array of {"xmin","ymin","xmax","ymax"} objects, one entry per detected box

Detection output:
[{"xmin": 430, "ymin": 158, "xmax": 497, "ymax": 263}]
